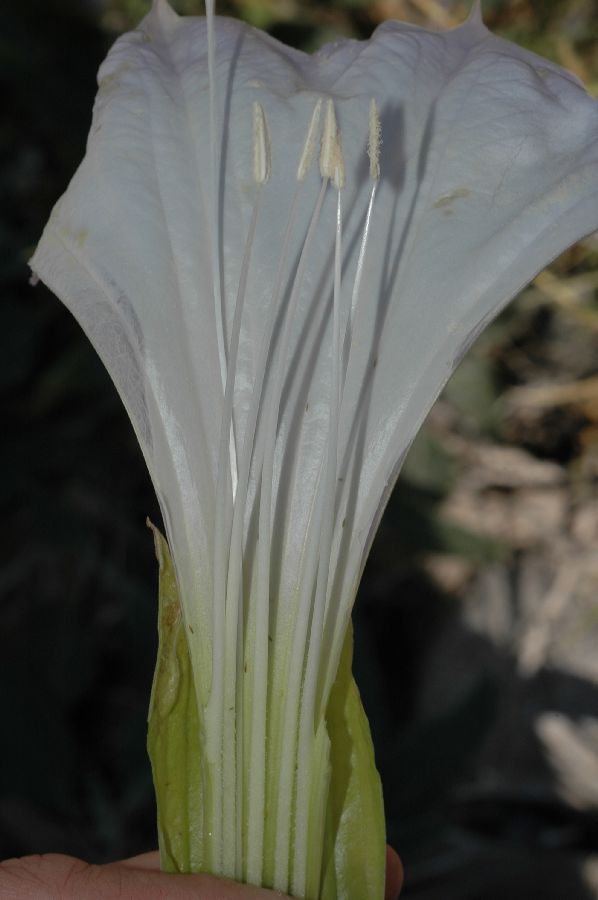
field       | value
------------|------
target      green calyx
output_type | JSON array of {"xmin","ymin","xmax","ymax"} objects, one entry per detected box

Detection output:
[{"xmin": 147, "ymin": 524, "xmax": 385, "ymax": 899}]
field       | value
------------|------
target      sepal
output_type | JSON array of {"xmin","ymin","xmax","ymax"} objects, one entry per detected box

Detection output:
[
  {"xmin": 147, "ymin": 521, "xmax": 206, "ymax": 874},
  {"xmin": 321, "ymin": 621, "xmax": 386, "ymax": 900}
]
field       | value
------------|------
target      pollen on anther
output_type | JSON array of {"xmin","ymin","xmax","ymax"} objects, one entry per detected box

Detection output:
[
  {"xmin": 297, "ymin": 98, "xmax": 323, "ymax": 182},
  {"xmin": 368, "ymin": 98, "xmax": 381, "ymax": 181},
  {"xmin": 320, "ymin": 99, "xmax": 345, "ymax": 189},
  {"xmin": 252, "ymin": 102, "xmax": 271, "ymax": 184}
]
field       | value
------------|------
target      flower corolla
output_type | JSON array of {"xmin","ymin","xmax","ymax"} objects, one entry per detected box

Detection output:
[{"xmin": 30, "ymin": 1, "xmax": 598, "ymax": 896}]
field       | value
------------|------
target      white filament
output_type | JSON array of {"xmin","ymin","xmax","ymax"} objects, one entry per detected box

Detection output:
[
  {"xmin": 268, "ymin": 179, "xmax": 330, "ymax": 891},
  {"xmin": 208, "ymin": 92, "xmax": 264, "ymax": 879},
  {"xmin": 292, "ymin": 185, "xmax": 343, "ymax": 897},
  {"xmin": 219, "ymin": 187, "xmax": 263, "ymax": 876},
  {"xmin": 342, "ymin": 180, "xmax": 378, "ymax": 386},
  {"xmin": 204, "ymin": 0, "xmax": 226, "ymax": 871}
]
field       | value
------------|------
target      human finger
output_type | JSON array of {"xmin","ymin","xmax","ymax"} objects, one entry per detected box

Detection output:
[
  {"xmin": 385, "ymin": 844, "xmax": 404, "ymax": 900},
  {"xmin": 0, "ymin": 853, "xmax": 290, "ymax": 899}
]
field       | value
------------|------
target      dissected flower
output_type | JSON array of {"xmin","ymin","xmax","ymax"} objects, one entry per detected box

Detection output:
[{"xmin": 30, "ymin": 1, "xmax": 598, "ymax": 896}]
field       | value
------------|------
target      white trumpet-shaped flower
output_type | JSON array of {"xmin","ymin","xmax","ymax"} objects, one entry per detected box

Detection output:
[{"xmin": 30, "ymin": 1, "xmax": 598, "ymax": 897}]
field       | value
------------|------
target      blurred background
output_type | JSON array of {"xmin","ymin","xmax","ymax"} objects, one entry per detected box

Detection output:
[{"xmin": 1, "ymin": 0, "xmax": 598, "ymax": 896}]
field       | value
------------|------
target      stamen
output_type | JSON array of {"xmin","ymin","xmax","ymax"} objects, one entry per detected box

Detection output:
[
  {"xmin": 320, "ymin": 99, "xmax": 344, "ymax": 189},
  {"xmin": 205, "ymin": 0, "xmax": 227, "ymax": 392},
  {"xmin": 368, "ymin": 98, "xmax": 381, "ymax": 181},
  {"xmin": 292, "ymin": 185, "xmax": 344, "ymax": 897},
  {"xmin": 220, "ymin": 182, "xmax": 262, "ymax": 876},
  {"xmin": 224, "ymin": 99, "xmax": 270, "ymax": 883},
  {"xmin": 238, "ymin": 183, "xmax": 304, "ymax": 883},
  {"xmin": 297, "ymin": 98, "xmax": 323, "ymax": 182},
  {"xmin": 204, "ymin": 0, "xmax": 226, "ymax": 872},
  {"xmin": 324, "ymin": 100, "xmax": 383, "ymax": 710},
  {"xmin": 253, "ymin": 102, "xmax": 271, "ymax": 185},
  {"xmin": 266, "ymin": 178, "xmax": 330, "ymax": 892},
  {"xmin": 209, "ymin": 101, "xmax": 264, "ymax": 877}
]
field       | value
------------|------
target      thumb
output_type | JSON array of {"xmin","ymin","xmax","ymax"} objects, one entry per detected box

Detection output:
[
  {"xmin": 0, "ymin": 852, "xmax": 290, "ymax": 899},
  {"xmin": 109, "ymin": 853, "xmax": 291, "ymax": 898}
]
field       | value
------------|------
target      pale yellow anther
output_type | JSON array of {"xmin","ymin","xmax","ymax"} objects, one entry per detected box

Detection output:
[
  {"xmin": 368, "ymin": 98, "xmax": 381, "ymax": 181},
  {"xmin": 320, "ymin": 99, "xmax": 345, "ymax": 189},
  {"xmin": 297, "ymin": 99, "xmax": 323, "ymax": 182},
  {"xmin": 253, "ymin": 102, "xmax": 271, "ymax": 184}
]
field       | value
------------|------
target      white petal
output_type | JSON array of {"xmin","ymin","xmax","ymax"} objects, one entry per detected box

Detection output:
[{"xmin": 330, "ymin": 18, "xmax": 598, "ymax": 612}]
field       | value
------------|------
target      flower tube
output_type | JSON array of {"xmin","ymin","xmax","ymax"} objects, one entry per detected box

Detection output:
[{"xmin": 30, "ymin": 1, "xmax": 598, "ymax": 897}]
